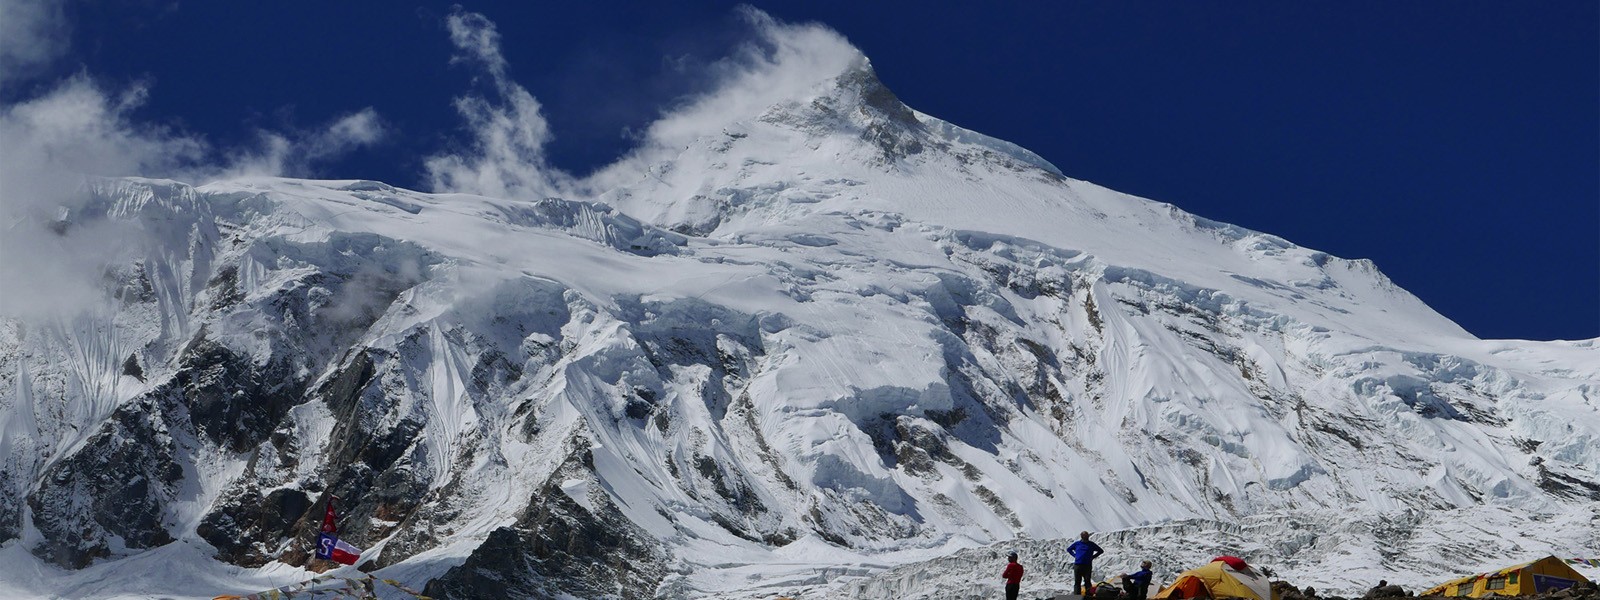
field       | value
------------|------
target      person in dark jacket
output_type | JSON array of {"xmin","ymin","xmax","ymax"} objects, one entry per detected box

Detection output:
[
  {"xmin": 1366, "ymin": 580, "xmax": 1390, "ymax": 597},
  {"xmin": 1121, "ymin": 560, "xmax": 1154, "ymax": 600},
  {"xmin": 1002, "ymin": 552, "xmax": 1024, "ymax": 600},
  {"xmin": 1066, "ymin": 531, "xmax": 1104, "ymax": 595}
]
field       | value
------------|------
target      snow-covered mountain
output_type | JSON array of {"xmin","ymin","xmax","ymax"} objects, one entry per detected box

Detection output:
[{"xmin": 1, "ymin": 55, "xmax": 1597, "ymax": 600}]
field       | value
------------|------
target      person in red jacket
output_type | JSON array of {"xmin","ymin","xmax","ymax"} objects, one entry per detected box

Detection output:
[{"xmin": 1002, "ymin": 552, "xmax": 1024, "ymax": 600}]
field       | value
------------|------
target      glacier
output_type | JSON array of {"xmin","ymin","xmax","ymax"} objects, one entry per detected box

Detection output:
[{"xmin": 0, "ymin": 53, "xmax": 1597, "ymax": 600}]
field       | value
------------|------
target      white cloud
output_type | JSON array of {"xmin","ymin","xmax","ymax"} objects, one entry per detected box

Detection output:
[
  {"xmin": 317, "ymin": 109, "xmax": 386, "ymax": 156},
  {"xmin": 0, "ymin": 81, "xmax": 389, "ymax": 320},
  {"xmin": 0, "ymin": 4, "xmax": 864, "ymax": 319},
  {"xmin": 0, "ymin": 75, "xmax": 207, "ymax": 319},
  {"xmin": 0, "ymin": 12, "xmax": 387, "ymax": 320},
  {"xmin": 445, "ymin": 9, "xmax": 509, "ymax": 82},
  {"xmin": 0, "ymin": 75, "xmax": 205, "ymax": 198},
  {"xmin": 221, "ymin": 108, "xmax": 389, "ymax": 178},
  {"xmin": 424, "ymin": 83, "xmax": 566, "ymax": 199},
  {"xmin": 424, "ymin": 7, "xmax": 865, "ymax": 200},
  {"xmin": 0, "ymin": 0, "xmax": 69, "ymax": 86},
  {"xmin": 425, "ymin": 8, "xmax": 568, "ymax": 199}
]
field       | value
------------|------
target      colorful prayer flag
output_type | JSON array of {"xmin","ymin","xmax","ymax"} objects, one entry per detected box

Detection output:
[{"xmin": 216, "ymin": 574, "xmax": 425, "ymax": 600}]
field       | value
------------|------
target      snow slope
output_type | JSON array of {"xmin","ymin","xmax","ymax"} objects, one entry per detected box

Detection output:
[{"xmin": 0, "ymin": 56, "xmax": 1596, "ymax": 600}]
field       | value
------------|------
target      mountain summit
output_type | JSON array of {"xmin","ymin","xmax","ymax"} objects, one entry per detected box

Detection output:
[{"xmin": 1, "ymin": 55, "xmax": 1597, "ymax": 600}]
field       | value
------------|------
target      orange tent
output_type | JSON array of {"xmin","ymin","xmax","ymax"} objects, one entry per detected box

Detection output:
[{"xmin": 1153, "ymin": 557, "xmax": 1277, "ymax": 600}]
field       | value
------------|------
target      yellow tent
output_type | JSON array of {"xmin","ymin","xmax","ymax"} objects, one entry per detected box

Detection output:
[
  {"xmin": 1153, "ymin": 557, "xmax": 1278, "ymax": 600},
  {"xmin": 1421, "ymin": 556, "xmax": 1590, "ymax": 597}
]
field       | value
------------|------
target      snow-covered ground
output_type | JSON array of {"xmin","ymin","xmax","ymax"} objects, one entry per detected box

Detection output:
[{"xmin": 0, "ymin": 44, "xmax": 1596, "ymax": 600}]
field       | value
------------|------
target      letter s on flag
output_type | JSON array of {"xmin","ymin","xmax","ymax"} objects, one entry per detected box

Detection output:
[{"xmin": 316, "ymin": 533, "xmax": 337, "ymax": 560}]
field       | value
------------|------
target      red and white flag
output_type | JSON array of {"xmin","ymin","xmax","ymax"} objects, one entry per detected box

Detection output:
[
  {"xmin": 313, "ymin": 496, "xmax": 361, "ymax": 565},
  {"xmin": 316, "ymin": 533, "xmax": 363, "ymax": 565}
]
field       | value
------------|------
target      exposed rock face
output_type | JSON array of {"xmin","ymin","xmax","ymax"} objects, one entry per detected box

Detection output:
[
  {"xmin": 27, "ymin": 392, "xmax": 184, "ymax": 568},
  {"xmin": 177, "ymin": 333, "xmax": 307, "ymax": 454},
  {"xmin": 425, "ymin": 462, "xmax": 669, "ymax": 600},
  {"xmin": 0, "ymin": 470, "xmax": 20, "ymax": 544},
  {"xmin": 196, "ymin": 487, "xmax": 311, "ymax": 566}
]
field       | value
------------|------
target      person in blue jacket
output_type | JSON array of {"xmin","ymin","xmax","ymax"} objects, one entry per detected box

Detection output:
[
  {"xmin": 1066, "ymin": 531, "xmax": 1104, "ymax": 595},
  {"xmin": 1121, "ymin": 560, "xmax": 1154, "ymax": 600}
]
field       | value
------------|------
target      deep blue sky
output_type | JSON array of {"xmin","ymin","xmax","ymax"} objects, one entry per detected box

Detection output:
[{"xmin": 23, "ymin": 1, "xmax": 1598, "ymax": 340}]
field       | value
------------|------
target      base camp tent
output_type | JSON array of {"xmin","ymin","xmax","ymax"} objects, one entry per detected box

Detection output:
[
  {"xmin": 1421, "ymin": 556, "xmax": 1591, "ymax": 597},
  {"xmin": 1153, "ymin": 556, "xmax": 1278, "ymax": 600}
]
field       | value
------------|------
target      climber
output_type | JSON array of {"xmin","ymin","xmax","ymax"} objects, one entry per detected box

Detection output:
[
  {"xmin": 1121, "ymin": 560, "xmax": 1154, "ymax": 600},
  {"xmin": 1002, "ymin": 551, "xmax": 1025, "ymax": 600},
  {"xmin": 1067, "ymin": 531, "xmax": 1105, "ymax": 596}
]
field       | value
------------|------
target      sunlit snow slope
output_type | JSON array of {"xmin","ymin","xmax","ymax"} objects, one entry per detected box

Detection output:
[{"xmin": 1, "ymin": 56, "xmax": 1597, "ymax": 600}]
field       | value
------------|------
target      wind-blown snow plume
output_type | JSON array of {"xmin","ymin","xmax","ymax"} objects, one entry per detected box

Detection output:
[
  {"xmin": 424, "ymin": 6, "xmax": 866, "ymax": 198},
  {"xmin": 635, "ymin": 7, "xmax": 863, "ymax": 151},
  {"xmin": 424, "ymin": 8, "xmax": 569, "ymax": 199},
  {"xmin": 585, "ymin": 7, "xmax": 866, "ymax": 193},
  {"xmin": 220, "ymin": 108, "xmax": 389, "ymax": 179}
]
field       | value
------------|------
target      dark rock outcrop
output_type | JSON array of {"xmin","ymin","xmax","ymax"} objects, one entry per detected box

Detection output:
[
  {"xmin": 27, "ymin": 391, "xmax": 184, "ymax": 568},
  {"xmin": 0, "ymin": 470, "xmax": 21, "ymax": 543},
  {"xmin": 197, "ymin": 487, "xmax": 312, "ymax": 566},
  {"xmin": 177, "ymin": 334, "xmax": 307, "ymax": 454},
  {"xmin": 425, "ymin": 458, "xmax": 669, "ymax": 600}
]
